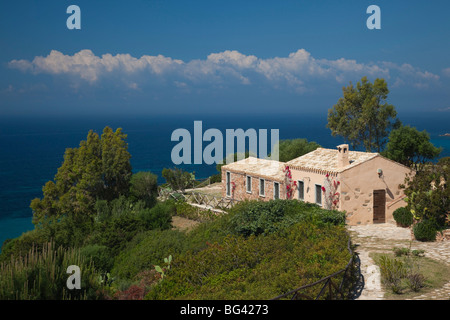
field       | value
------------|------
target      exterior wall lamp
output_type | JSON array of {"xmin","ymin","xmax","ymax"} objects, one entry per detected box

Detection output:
[{"xmin": 377, "ymin": 168, "xmax": 383, "ymax": 178}]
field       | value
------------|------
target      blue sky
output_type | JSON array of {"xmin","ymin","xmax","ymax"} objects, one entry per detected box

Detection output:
[{"xmin": 1, "ymin": 0, "xmax": 450, "ymax": 116}]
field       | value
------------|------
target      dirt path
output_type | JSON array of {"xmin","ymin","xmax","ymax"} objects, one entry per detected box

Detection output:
[{"xmin": 347, "ymin": 224, "xmax": 450, "ymax": 300}]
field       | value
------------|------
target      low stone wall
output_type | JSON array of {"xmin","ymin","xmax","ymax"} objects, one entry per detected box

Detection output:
[
  {"xmin": 409, "ymin": 223, "xmax": 450, "ymax": 242},
  {"xmin": 436, "ymin": 229, "xmax": 450, "ymax": 242}
]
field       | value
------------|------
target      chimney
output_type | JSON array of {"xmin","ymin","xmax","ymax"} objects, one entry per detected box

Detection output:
[{"xmin": 337, "ymin": 144, "xmax": 350, "ymax": 168}]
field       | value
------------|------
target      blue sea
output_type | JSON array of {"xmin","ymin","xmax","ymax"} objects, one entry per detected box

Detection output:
[{"xmin": 0, "ymin": 112, "xmax": 449, "ymax": 249}]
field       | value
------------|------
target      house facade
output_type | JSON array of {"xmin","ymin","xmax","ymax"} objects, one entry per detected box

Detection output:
[{"xmin": 221, "ymin": 144, "xmax": 414, "ymax": 225}]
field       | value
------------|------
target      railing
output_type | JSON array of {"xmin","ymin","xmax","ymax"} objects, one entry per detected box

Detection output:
[
  {"xmin": 271, "ymin": 237, "xmax": 355, "ymax": 300},
  {"xmin": 158, "ymin": 188, "xmax": 239, "ymax": 211}
]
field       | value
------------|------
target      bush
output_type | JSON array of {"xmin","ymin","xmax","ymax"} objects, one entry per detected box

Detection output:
[
  {"xmin": 138, "ymin": 202, "xmax": 175, "ymax": 230},
  {"xmin": 174, "ymin": 200, "xmax": 217, "ymax": 222},
  {"xmin": 80, "ymin": 245, "xmax": 115, "ymax": 272},
  {"xmin": 0, "ymin": 242, "xmax": 102, "ymax": 300},
  {"xmin": 87, "ymin": 216, "xmax": 146, "ymax": 255},
  {"xmin": 393, "ymin": 207, "xmax": 413, "ymax": 227},
  {"xmin": 377, "ymin": 254, "xmax": 407, "ymax": 294},
  {"xmin": 145, "ymin": 223, "xmax": 351, "ymax": 300},
  {"xmin": 112, "ymin": 229, "xmax": 188, "ymax": 280},
  {"xmin": 129, "ymin": 171, "xmax": 158, "ymax": 208},
  {"xmin": 413, "ymin": 220, "xmax": 437, "ymax": 242},
  {"xmin": 228, "ymin": 199, "xmax": 345, "ymax": 237}
]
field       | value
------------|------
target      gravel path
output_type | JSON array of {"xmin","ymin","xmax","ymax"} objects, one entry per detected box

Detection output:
[{"xmin": 347, "ymin": 223, "xmax": 450, "ymax": 300}]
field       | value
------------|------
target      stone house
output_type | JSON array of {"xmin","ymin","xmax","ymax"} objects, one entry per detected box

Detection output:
[{"xmin": 221, "ymin": 144, "xmax": 414, "ymax": 225}]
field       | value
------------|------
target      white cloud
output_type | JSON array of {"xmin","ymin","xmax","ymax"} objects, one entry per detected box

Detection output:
[
  {"xmin": 8, "ymin": 49, "xmax": 441, "ymax": 92},
  {"xmin": 442, "ymin": 68, "xmax": 450, "ymax": 77}
]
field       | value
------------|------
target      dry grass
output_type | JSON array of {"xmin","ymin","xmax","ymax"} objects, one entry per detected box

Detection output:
[
  {"xmin": 371, "ymin": 252, "xmax": 450, "ymax": 300},
  {"xmin": 171, "ymin": 216, "xmax": 200, "ymax": 233}
]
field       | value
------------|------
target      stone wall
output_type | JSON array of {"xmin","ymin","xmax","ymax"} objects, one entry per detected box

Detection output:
[{"xmin": 221, "ymin": 169, "xmax": 284, "ymax": 201}]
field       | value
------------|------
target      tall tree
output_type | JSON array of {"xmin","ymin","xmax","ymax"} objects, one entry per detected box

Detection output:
[
  {"xmin": 129, "ymin": 171, "xmax": 158, "ymax": 208},
  {"xmin": 31, "ymin": 127, "xmax": 132, "ymax": 224},
  {"xmin": 276, "ymin": 138, "xmax": 321, "ymax": 162},
  {"xmin": 383, "ymin": 125, "xmax": 442, "ymax": 171},
  {"xmin": 327, "ymin": 77, "xmax": 400, "ymax": 152},
  {"xmin": 401, "ymin": 157, "xmax": 449, "ymax": 226}
]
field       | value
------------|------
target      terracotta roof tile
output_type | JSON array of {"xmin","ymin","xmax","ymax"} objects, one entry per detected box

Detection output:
[{"xmin": 286, "ymin": 148, "xmax": 378, "ymax": 173}]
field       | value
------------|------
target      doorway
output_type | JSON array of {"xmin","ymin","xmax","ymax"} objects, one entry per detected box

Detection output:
[{"xmin": 373, "ymin": 189, "xmax": 386, "ymax": 223}]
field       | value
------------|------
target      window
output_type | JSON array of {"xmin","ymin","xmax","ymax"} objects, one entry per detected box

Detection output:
[
  {"xmin": 246, "ymin": 176, "xmax": 252, "ymax": 193},
  {"xmin": 273, "ymin": 182, "xmax": 280, "ymax": 199},
  {"xmin": 226, "ymin": 172, "xmax": 231, "ymax": 197},
  {"xmin": 298, "ymin": 180, "xmax": 304, "ymax": 200},
  {"xmin": 315, "ymin": 184, "xmax": 322, "ymax": 205},
  {"xmin": 259, "ymin": 178, "xmax": 265, "ymax": 197}
]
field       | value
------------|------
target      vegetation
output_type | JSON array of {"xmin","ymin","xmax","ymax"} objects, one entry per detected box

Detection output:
[
  {"xmin": 373, "ymin": 248, "xmax": 450, "ymax": 298},
  {"xmin": 30, "ymin": 127, "xmax": 132, "ymax": 225},
  {"xmin": 161, "ymin": 167, "xmax": 194, "ymax": 192},
  {"xmin": 401, "ymin": 157, "xmax": 449, "ymax": 240},
  {"xmin": 276, "ymin": 138, "xmax": 321, "ymax": 162},
  {"xmin": 413, "ymin": 220, "xmax": 438, "ymax": 242},
  {"xmin": 0, "ymin": 242, "xmax": 103, "ymax": 300},
  {"xmin": 393, "ymin": 207, "xmax": 414, "ymax": 227},
  {"xmin": 327, "ymin": 76, "xmax": 400, "ymax": 152},
  {"xmin": 129, "ymin": 171, "xmax": 159, "ymax": 208},
  {"xmin": 0, "ymin": 126, "xmax": 351, "ymax": 300},
  {"xmin": 383, "ymin": 125, "xmax": 442, "ymax": 171},
  {"xmin": 146, "ymin": 225, "xmax": 350, "ymax": 300},
  {"xmin": 5, "ymin": 92, "xmax": 447, "ymax": 300}
]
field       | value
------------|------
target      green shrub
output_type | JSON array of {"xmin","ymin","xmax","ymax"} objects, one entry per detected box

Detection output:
[
  {"xmin": 129, "ymin": 171, "xmax": 158, "ymax": 209},
  {"xmin": 393, "ymin": 207, "xmax": 413, "ymax": 227},
  {"xmin": 87, "ymin": 215, "xmax": 145, "ymax": 255},
  {"xmin": 112, "ymin": 229, "xmax": 188, "ymax": 280},
  {"xmin": 174, "ymin": 200, "xmax": 218, "ymax": 222},
  {"xmin": 0, "ymin": 242, "xmax": 102, "ymax": 300},
  {"xmin": 145, "ymin": 223, "xmax": 351, "ymax": 300},
  {"xmin": 209, "ymin": 174, "xmax": 222, "ymax": 184},
  {"xmin": 80, "ymin": 245, "xmax": 114, "ymax": 272},
  {"xmin": 228, "ymin": 199, "xmax": 345, "ymax": 237},
  {"xmin": 138, "ymin": 202, "xmax": 174, "ymax": 230},
  {"xmin": 413, "ymin": 220, "xmax": 437, "ymax": 242},
  {"xmin": 393, "ymin": 247, "xmax": 410, "ymax": 257},
  {"xmin": 377, "ymin": 254, "xmax": 407, "ymax": 294}
]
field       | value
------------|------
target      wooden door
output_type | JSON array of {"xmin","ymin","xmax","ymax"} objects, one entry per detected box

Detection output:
[{"xmin": 373, "ymin": 190, "xmax": 386, "ymax": 223}]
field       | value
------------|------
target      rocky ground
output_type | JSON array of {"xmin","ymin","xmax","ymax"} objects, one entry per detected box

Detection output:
[{"xmin": 347, "ymin": 223, "xmax": 450, "ymax": 300}]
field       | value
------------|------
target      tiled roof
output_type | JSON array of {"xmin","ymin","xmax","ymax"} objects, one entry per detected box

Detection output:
[
  {"xmin": 286, "ymin": 148, "xmax": 379, "ymax": 173},
  {"xmin": 221, "ymin": 157, "xmax": 286, "ymax": 181}
]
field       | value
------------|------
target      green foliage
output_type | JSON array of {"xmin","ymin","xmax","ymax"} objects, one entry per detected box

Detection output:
[
  {"xmin": 376, "ymin": 252, "xmax": 427, "ymax": 295},
  {"xmin": 161, "ymin": 168, "xmax": 194, "ymax": 192},
  {"xmin": 30, "ymin": 127, "xmax": 132, "ymax": 225},
  {"xmin": 112, "ymin": 230, "xmax": 188, "ymax": 280},
  {"xmin": 0, "ymin": 242, "xmax": 102, "ymax": 300},
  {"xmin": 383, "ymin": 125, "xmax": 442, "ymax": 171},
  {"xmin": 228, "ymin": 199, "xmax": 346, "ymax": 237},
  {"xmin": 327, "ymin": 77, "xmax": 400, "ymax": 152},
  {"xmin": 129, "ymin": 171, "xmax": 158, "ymax": 208},
  {"xmin": 154, "ymin": 255, "xmax": 172, "ymax": 279},
  {"xmin": 80, "ymin": 245, "xmax": 114, "ymax": 273},
  {"xmin": 377, "ymin": 254, "xmax": 407, "ymax": 294},
  {"xmin": 88, "ymin": 215, "xmax": 146, "ymax": 255},
  {"xmin": 138, "ymin": 202, "xmax": 174, "ymax": 230},
  {"xmin": 393, "ymin": 207, "xmax": 414, "ymax": 227},
  {"xmin": 145, "ymin": 223, "xmax": 351, "ymax": 300},
  {"xmin": 276, "ymin": 138, "xmax": 321, "ymax": 162},
  {"xmin": 413, "ymin": 220, "xmax": 437, "ymax": 242},
  {"xmin": 402, "ymin": 157, "xmax": 450, "ymax": 227},
  {"xmin": 174, "ymin": 200, "xmax": 218, "ymax": 222}
]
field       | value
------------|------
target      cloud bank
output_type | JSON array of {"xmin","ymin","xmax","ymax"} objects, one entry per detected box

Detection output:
[{"xmin": 8, "ymin": 49, "xmax": 440, "ymax": 93}]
